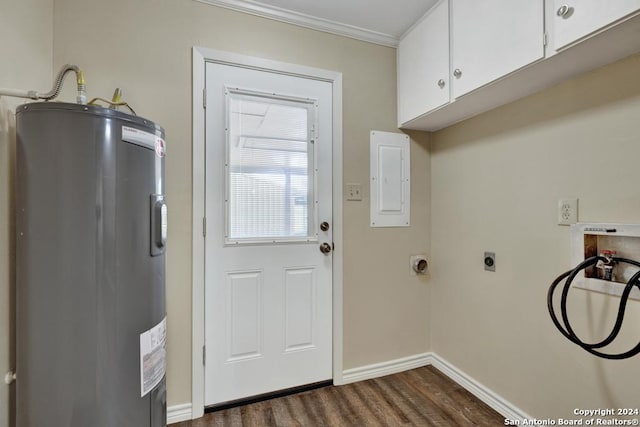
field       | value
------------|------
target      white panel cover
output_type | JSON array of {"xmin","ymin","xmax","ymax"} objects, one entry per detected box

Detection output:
[
  {"xmin": 378, "ymin": 146, "xmax": 403, "ymax": 212},
  {"xmin": 370, "ymin": 131, "xmax": 410, "ymax": 227}
]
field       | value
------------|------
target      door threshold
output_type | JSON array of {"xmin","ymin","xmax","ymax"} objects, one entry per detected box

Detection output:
[{"xmin": 205, "ymin": 380, "xmax": 333, "ymax": 413}]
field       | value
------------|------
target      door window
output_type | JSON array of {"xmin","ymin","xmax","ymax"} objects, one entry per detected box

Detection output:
[{"xmin": 225, "ymin": 88, "xmax": 318, "ymax": 244}]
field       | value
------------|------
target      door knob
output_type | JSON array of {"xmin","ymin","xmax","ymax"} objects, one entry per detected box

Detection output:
[
  {"xmin": 319, "ymin": 242, "xmax": 332, "ymax": 255},
  {"xmin": 453, "ymin": 69, "xmax": 462, "ymax": 78},
  {"xmin": 320, "ymin": 221, "xmax": 330, "ymax": 232},
  {"xmin": 437, "ymin": 79, "xmax": 446, "ymax": 88},
  {"xmin": 557, "ymin": 4, "xmax": 572, "ymax": 17}
]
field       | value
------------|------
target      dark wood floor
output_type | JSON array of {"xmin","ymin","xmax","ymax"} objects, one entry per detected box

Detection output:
[{"xmin": 175, "ymin": 366, "xmax": 505, "ymax": 426}]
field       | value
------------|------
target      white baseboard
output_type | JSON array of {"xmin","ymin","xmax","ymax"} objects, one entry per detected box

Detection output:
[
  {"xmin": 341, "ymin": 352, "xmax": 530, "ymax": 423},
  {"xmin": 167, "ymin": 403, "xmax": 193, "ymax": 424},
  {"xmin": 176, "ymin": 352, "xmax": 530, "ymax": 424},
  {"xmin": 341, "ymin": 352, "xmax": 432, "ymax": 384},
  {"xmin": 429, "ymin": 353, "xmax": 532, "ymax": 422}
]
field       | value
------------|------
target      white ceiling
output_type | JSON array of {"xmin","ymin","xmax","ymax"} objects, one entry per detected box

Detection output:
[{"xmin": 196, "ymin": 0, "xmax": 439, "ymax": 47}]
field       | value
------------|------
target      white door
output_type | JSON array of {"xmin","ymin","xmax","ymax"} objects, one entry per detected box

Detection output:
[
  {"xmin": 204, "ymin": 62, "xmax": 333, "ymax": 406},
  {"xmin": 451, "ymin": 0, "xmax": 544, "ymax": 98}
]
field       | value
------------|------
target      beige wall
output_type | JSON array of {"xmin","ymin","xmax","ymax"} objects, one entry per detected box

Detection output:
[
  {"xmin": 431, "ymin": 53, "xmax": 640, "ymax": 418},
  {"xmin": 0, "ymin": 1, "xmax": 53, "ymax": 425},
  {"xmin": 51, "ymin": 0, "xmax": 431, "ymax": 406},
  {"xmin": 4, "ymin": 0, "xmax": 640, "ymax": 421}
]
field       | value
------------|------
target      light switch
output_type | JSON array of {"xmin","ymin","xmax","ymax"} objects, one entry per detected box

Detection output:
[{"xmin": 346, "ymin": 183, "xmax": 362, "ymax": 201}]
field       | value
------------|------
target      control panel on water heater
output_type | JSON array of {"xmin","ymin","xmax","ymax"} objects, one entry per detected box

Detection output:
[{"xmin": 151, "ymin": 194, "xmax": 167, "ymax": 256}]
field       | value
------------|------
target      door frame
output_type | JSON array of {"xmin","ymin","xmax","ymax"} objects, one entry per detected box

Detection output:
[{"xmin": 191, "ymin": 46, "xmax": 343, "ymax": 419}]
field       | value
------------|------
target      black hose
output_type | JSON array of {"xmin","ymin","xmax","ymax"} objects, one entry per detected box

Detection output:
[{"xmin": 547, "ymin": 256, "xmax": 640, "ymax": 359}]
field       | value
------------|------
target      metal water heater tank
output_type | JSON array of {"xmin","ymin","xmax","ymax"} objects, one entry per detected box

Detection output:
[{"xmin": 15, "ymin": 102, "xmax": 167, "ymax": 427}]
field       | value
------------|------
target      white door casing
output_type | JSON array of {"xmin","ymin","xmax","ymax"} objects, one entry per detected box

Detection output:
[{"xmin": 204, "ymin": 61, "xmax": 333, "ymax": 406}]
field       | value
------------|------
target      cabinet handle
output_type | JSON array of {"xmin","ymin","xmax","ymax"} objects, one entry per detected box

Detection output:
[
  {"xmin": 557, "ymin": 4, "xmax": 572, "ymax": 18},
  {"xmin": 453, "ymin": 69, "xmax": 462, "ymax": 78},
  {"xmin": 437, "ymin": 79, "xmax": 446, "ymax": 88}
]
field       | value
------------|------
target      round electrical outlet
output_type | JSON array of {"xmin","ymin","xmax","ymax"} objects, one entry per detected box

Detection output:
[{"xmin": 484, "ymin": 252, "xmax": 496, "ymax": 272}]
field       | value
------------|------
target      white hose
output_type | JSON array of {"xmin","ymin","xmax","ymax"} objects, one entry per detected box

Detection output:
[{"xmin": 0, "ymin": 88, "xmax": 38, "ymax": 99}]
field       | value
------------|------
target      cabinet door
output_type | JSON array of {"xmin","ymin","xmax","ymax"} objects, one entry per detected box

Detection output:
[
  {"xmin": 397, "ymin": 0, "xmax": 449, "ymax": 125},
  {"xmin": 451, "ymin": 0, "xmax": 544, "ymax": 98},
  {"xmin": 552, "ymin": 0, "xmax": 640, "ymax": 50}
]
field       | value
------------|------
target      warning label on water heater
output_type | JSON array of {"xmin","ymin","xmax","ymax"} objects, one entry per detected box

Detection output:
[
  {"xmin": 155, "ymin": 137, "xmax": 166, "ymax": 158},
  {"xmin": 122, "ymin": 126, "xmax": 156, "ymax": 150},
  {"xmin": 140, "ymin": 316, "xmax": 167, "ymax": 397}
]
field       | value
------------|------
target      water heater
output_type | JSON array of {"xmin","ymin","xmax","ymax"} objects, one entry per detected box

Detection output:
[{"xmin": 15, "ymin": 102, "xmax": 167, "ymax": 427}]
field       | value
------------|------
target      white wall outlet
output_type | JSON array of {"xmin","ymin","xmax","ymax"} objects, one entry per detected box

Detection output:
[
  {"xmin": 558, "ymin": 198, "xmax": 578, "ymax": 225},
  {"xmin": 346, "ymin": 183, "xmax": 362, "ymax": 201}
]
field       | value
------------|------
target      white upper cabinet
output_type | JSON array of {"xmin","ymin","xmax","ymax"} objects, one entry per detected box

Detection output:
[
  {"xmin": 451, "ymin": 0, "xmax": 545, "ymax": 98},
  {"xmin": 397, "ymin": 0, "xmax": 640, "ymax": 130},
  {"xmin": 551, "ymin": 0, "xmax": 640, "ymax": 51},
  {"xmin": 397, "ymin": 0, "xmax": 450, "ymax": 126}
]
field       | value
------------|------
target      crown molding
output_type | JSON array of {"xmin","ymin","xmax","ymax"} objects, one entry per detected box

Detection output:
[{"xmin": 194, "ymin": 0, "xmax": 399, "ymax": 48}]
